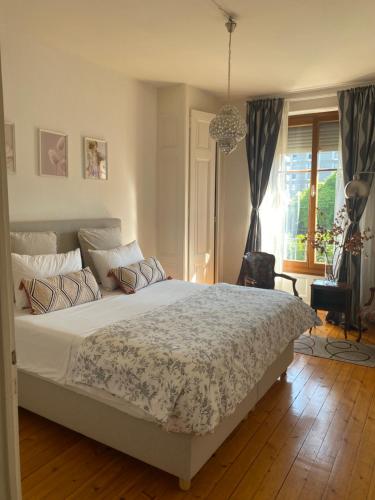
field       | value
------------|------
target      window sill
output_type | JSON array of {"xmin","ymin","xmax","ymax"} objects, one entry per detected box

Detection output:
[{"xmin": 283, "ymin": 261, "xmax": 324, "ymax": 277}]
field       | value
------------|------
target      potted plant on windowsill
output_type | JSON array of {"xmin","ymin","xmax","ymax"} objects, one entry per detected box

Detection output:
[{"xmin": 303, "ymin": 206, "xmax": 373, "ymax": 282}]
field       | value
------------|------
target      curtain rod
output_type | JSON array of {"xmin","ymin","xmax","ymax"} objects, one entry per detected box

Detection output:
[{"xmin": 247, "ymin": 80, "xmax": 375, "ymax": 103}]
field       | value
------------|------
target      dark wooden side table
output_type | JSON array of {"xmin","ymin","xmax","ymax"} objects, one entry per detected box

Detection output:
[{"xmin": 310, "ymin": 279, "xmax": 352, "ymax": 338}]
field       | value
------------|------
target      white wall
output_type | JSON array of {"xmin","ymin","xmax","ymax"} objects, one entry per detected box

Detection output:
[
  {"xmin": 156, "ymin": 84, "xmax": 187, "ymax": 278},
  {"xmin": 220, "ymin": 101, "xmax": 249, "ymax": 284},
  {"xmin": 186, "ymin": 86, "xmax": 220, "ymax": 115},
  {"xmin": 289, "ymin": 95, "xmax": 338, "ymax": 115},
  {"xmin": 1, "ymin": 32, "xmax": 158, "ymax": 255},
  {"xmin": 156, "ymin": 84, "xmax": 220, "ymax": 279}
]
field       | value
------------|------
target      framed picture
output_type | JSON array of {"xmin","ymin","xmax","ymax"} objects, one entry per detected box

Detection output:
[
  {"xmin": 5, "ymin": 122, "xmax": 16, "ymax": 173},
  {"xmin": 84, "ymin": 137, "xmax": 108, "ymax": 180},
  {"xmin": 39, "ymin": 129, "xmax": 68, "ymax": 177}
]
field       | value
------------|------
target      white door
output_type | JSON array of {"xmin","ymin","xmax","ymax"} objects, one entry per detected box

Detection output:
[
  {"xmin": 189, "ymin": 110, "xmax": 216, "ymax": 284},
  {"xmin": 0, "ymin": 54, "xmax": 22, "ymax": 499}
]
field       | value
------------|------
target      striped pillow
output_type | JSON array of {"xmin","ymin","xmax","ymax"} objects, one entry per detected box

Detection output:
[
  {"xmin": 21, "ymin": 267, "xmax": 101, "ymax": 315},
  {"xmin": 109, "ymin": 257, "xmax": 167, "ymax": 294}
]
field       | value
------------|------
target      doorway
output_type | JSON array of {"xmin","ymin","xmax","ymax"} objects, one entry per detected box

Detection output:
[
  {"xmin": 188, "ymin": 110, "xmax": 217, "ymax": 285},
  {"xmin": 0, "ymin": 52, "xmax": 22, "ymax": 499}
]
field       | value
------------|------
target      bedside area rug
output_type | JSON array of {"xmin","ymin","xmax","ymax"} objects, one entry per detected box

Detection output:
[{"xmin": 294, "ymin": 334, "xmax": 375, "ymax": 367}]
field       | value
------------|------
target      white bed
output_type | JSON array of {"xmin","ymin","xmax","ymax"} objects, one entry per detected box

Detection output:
[
  {"xmin": 15, "ymin": 280, "xmax": 205, "ymax": 422},
  {"xmin": 12, "ymin": 218, "xmax": 313, "ymax": 490}
]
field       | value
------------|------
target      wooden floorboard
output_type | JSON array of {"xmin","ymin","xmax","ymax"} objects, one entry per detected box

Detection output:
[{"xmin": 19, "ymin": 316, "xmax": 375, "ymax": 499}]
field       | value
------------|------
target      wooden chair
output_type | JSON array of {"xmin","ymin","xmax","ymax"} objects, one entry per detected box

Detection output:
[
  {"xmin": 358, "ymin": 287, "xmax": 375, "ymax": 342},
  {"xmin": 240, "ymin": 252, "xmax": 299, "ymax": 297}
]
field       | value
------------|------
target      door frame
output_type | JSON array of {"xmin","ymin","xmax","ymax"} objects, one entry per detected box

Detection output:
[
  {"xmin": 188, "ymin": 109, "xmax": 221, "ymax": 284},
  {"xmin": 0, "ymin": 50, "xmax": 22, "ymax": 499},
  {"xmin": 214, "ymin": 145, "xmax": 223, "ymax": 283}
]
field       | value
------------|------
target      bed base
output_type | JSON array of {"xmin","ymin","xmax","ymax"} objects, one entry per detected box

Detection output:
[{"xmin": 18, "ymin": 342, "xmax": 293, "ymax": 489}]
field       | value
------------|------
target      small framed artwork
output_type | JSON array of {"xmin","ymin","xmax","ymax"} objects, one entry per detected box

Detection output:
[
  {"xmin": 84, "ymin": 137, "xmax": 108, "ymax": 180},
  {"xmin": 39, "ymin": 129, "xmax": 68, "ymax": 177},
  {"xmin": 5, "ymin": 122, "xmax": 16, "ymax": 173}
]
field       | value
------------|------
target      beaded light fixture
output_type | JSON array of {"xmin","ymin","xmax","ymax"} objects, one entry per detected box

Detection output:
[{"xmin": 209, "ymin": 17, "xmax": 246, "ymax": 155}]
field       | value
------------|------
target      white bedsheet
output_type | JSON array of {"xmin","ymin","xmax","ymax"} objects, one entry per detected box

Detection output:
[{"xmin": 15, "ymin": 279, "xmax": 206, "ymax": 420}]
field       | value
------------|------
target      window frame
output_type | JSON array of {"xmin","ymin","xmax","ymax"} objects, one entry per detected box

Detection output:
[{"xmin": 283, "ymin": 110, "xmax": 339, "ymax": 276}]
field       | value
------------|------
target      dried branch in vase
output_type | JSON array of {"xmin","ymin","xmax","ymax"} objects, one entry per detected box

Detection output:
[{"xmin": 302, "ymin": 206, "xmax": 374, "ymax": 281}]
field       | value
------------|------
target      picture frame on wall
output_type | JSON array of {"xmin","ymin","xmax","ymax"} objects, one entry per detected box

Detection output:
[
  {"xmin": 39, "ymin": 129, "xmax": 68, "ymax": 177},
  {"xmin": 83, "ymin": 137, "xmax": 108, "ymax": 180},
  {"xmin": 5, "ymin": 122, "xmax": 16, "ymax": 174}
]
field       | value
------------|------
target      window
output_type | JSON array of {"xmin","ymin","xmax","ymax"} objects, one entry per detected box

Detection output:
[{"xmin": 283, "ymin": 111, "xmax": 339, "ymax": 275}]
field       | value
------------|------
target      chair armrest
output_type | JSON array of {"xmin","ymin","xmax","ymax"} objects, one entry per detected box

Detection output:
[{"xmin": 274, "ymin": 272, "xmax": 299, "ymax": 297}]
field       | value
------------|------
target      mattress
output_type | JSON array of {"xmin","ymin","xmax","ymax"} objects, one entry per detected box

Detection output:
[{"xmin": 15, "ymin": 279, "xmax": 206, "ymax": 422}]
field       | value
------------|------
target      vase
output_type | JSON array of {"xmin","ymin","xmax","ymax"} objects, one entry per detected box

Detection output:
[{"xmin": 324, "ymin": 263, "xmax": 336, "ymax": 282}]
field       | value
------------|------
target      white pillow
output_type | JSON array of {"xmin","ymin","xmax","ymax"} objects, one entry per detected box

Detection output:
[
  {"xmin": 88, "ymin": 241, "xmax": 144, "ymax": 290},
  {"xmin": 12, "ymin": 248, "xmax": 82, "ymax": 310},
  {"xmin": 10, "ymin": 231, "xmax": 57, "ymax": 255},
  {"xmin": 78, "ymin": 226, "xmax": 122, "ymax": 281}
]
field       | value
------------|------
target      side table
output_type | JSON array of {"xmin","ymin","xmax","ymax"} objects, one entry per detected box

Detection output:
[{"xmin": 310, "ymin": 279, "xmax": 352, "ymax": 338}]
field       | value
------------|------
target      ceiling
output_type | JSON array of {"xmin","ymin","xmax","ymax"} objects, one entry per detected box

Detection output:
[{"xmin": 2, "ymin": 0, "xmax": 375, "ymax": 98}]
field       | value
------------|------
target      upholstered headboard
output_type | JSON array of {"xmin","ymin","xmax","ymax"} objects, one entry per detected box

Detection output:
[{"xmin": 9, "ymin": 218, "xmax": 122, "ymax": 253}]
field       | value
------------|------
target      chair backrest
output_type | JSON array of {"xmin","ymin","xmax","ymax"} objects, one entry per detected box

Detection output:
[{"xmin": 243, "ymin": 252, "xmax": 276, "ymax": 289}]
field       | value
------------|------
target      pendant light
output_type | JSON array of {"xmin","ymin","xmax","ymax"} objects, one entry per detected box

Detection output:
[{"xmin": 209, "ymin": 17, "xmax": 247, "ymax": 155}]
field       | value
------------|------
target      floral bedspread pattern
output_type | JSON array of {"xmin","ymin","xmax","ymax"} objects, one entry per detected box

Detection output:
[{"xmin": 69, "ymin": 284, "xmax": 321, "ymax": 434}]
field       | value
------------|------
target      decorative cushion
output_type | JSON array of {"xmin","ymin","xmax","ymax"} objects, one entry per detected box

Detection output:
[
  {"xmin": 109, "ymin": 257, "xmax": 167, "ymax": 294},
  {"xmin": 21, "ymin": 267, "xmax": 101, "ymax": 315},
  {"xmin": 88, "ymin": 241, "xmax": 144, "ymax": 290},
  {"xmin": 11, "ymin": 249, "xmax": 82, "ymax": 310},
  {"xmin": 10, "ymin": 231, "xmax": 57, "ymax": 255},
  {"xmin": 78, "ymin": 226, "xmax": 122, "ymax": 281}
]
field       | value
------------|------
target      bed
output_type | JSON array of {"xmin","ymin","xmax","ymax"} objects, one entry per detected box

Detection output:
[{"xmin": 11, "ymin": 218, "xmax": 317, "ymax": 490}]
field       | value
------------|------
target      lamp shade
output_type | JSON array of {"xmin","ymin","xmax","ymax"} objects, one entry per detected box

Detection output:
[
  {"xmin": 344, "ymin": 176, "xmax": 371, "ymax": 199},
  {"xmin": 209, "ymin": 104, "xmax": 247, "ymax": 155}
]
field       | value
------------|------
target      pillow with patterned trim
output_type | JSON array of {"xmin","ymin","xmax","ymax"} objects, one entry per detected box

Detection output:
[
  {"xmin": 109, "ymin": 257, "xmax": 168, "ymax": 294},
  {"xmin": 21, "ymin": 267, "xmax": 101, "ymax": 315}
]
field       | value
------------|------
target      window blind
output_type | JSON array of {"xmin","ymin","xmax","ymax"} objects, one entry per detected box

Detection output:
[
  {"xmin": 318, "ymin": 122, "xmax": 339, "ymax": 151},
  {"xmin": 287, "ymin": 125, "xmax": 312, "ymax": 153},
  {"xmin": 287, "ymin": 122, "xmax": 339, "ymax": 154}
]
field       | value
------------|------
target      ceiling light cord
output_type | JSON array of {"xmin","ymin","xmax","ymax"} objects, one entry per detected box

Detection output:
[
  {"xmin": 210, "ymin": 0, "xmax": 232, "ymax": 19},
  {"xmin": 210, "ymin": 0, "xmax": 237, "ymax": 102},
  {"xmin": 227, "ymin": 27, "xmax": 232, "ymax": 102},
  {"xmin": 208, "ymin": 3, "xmax": 246, "ymax": 155}
]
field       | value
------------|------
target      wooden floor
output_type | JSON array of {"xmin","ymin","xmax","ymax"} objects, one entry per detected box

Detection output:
[{"xmin": 19, "ymin": 317, "xmax": 375, "ymax": 500}]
